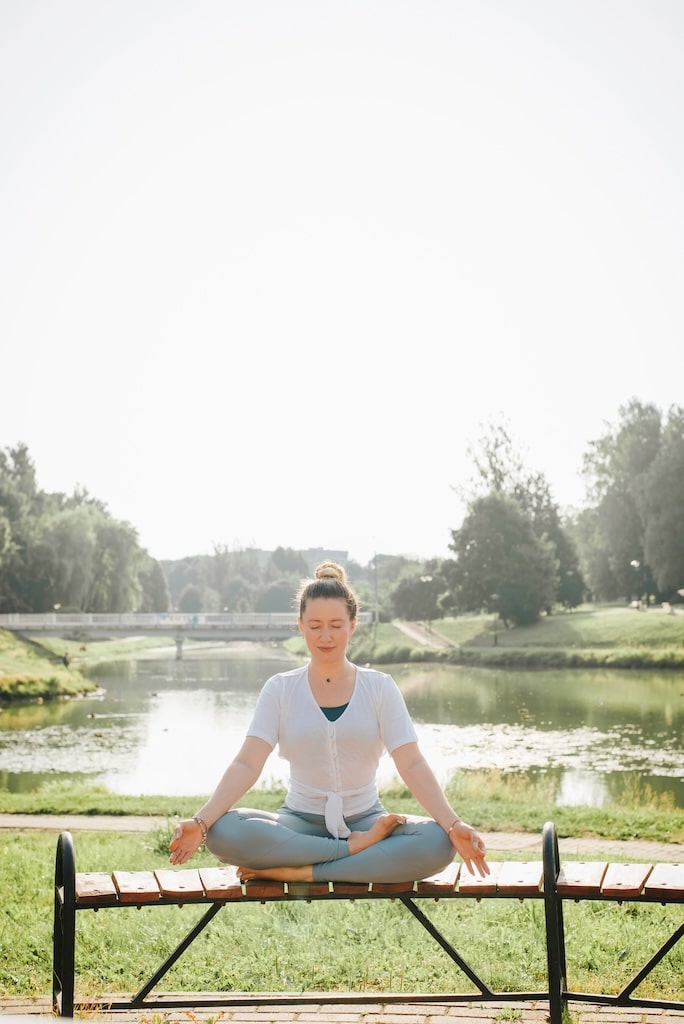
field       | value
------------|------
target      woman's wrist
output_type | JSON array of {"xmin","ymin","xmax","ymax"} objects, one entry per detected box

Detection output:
[
  {"xmin": 446, "ymin": 816, "xmax": 461, "ymax": 838},
  {"xmin": 192, "ymin": 814, "xmax": 208, "ymax": 844}
]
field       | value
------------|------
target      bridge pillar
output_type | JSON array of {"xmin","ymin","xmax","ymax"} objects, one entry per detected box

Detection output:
[{"xmin": 175, "ymin": 637, "xmax": 184, "ymax": 660}]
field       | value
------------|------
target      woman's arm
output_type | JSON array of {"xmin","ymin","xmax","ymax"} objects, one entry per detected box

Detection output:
[
  {"xmin": 391, "ymin": 741, "xmax": 489, "ymax": 876},
  {"xmin": 169, "ymin": 735, "xmax": 272, "ymax": 865}
]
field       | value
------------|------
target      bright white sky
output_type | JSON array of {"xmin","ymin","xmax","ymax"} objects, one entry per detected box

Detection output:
[{"xmin": 1, "ymin": 1, "xmax": 682, "ymax": 568}]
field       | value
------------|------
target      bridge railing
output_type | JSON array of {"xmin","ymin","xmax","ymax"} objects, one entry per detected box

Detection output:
[{"xmin": 0, "ymin": 611, "xmax": 371, "ymax": 631}]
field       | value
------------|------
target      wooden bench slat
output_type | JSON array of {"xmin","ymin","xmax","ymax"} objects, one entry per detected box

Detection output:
[
  {"xmin": 601, "ymin": 863, "xmax": 653, "ymax": 898},
  {"xmin": 416, "ymin": 861, "xmax": 460, "ymax": 895},
  {"xmin": 75, "ymin": 872, "xmax": 118, "ymax": 904},
  {"xmin": 643, "ymin": 863, "xmax": 684, "ymax": 900},
  {"xmin": 113, "ymin": 870, "xmax": 162, "ymax": 903},
  {"xmin": 286, "ymin": 881, "xmax": 331, "ymax": 897},
  {"xmin": 458, "ymin": 860, "xmax": 501, "ymax": 894},
  {"xmin": 370, "ymin": 879, "xmax": 415, "ymax": 894},
  {"xmin": 198, "ymin": 866, "xmax": 243, "ymax": 899},
  {"xmin": 497, "ymin": 861, "xmax": 544, "ymax": 896},
  {"xmin": 329, "ymin": 881, "xmax": 371, "ymax": 895},
  {"xmin": 154, "ymin": 869, "xmax": 205, "ymax": 900},
  {"xmin": 241, "ymin": 878, "xmax": 286, "ymax": 899},
  {"xmin": 556, "ymin": 861, "xmax": 608, "ymax": 897}
]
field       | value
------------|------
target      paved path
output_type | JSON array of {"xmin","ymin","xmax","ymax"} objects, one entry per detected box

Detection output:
[
  {"xmin": 2, "ymin": 812, "xmax": 682, "ymax": 861},
  {"xmin": 2, "ymin": 994, "xmax": 683, "ymax": 1022}
]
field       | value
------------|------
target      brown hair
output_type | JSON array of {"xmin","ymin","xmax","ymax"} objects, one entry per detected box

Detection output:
[{"xmin": 296, "ymin": 561, "xmax": 359, "ymax": 620}]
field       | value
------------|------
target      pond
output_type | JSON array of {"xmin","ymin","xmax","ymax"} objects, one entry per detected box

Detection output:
[{"xmin": 0, "ymin": 646, "xmax": 682, "ymax": 808}]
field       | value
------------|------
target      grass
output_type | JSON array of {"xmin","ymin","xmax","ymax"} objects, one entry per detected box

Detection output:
[
  {"xmin": 1, "ymin": 824, "xmax": 681, "ymax": 1004},
  {"xmin": 0, "ymin": 631, "xmax": 182, "ymax": 703},
  {"xmin": 3, "ymin": 769, "xmax": 683, "ymax": 843},
  {"xmin": 342, "ymin": 605, "xmax": 684, "ymax": 668}
]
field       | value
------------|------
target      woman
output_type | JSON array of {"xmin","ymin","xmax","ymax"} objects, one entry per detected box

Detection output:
[{"xmin": 169, "ymin": 562, "xmax": 489, "ymax": 883}]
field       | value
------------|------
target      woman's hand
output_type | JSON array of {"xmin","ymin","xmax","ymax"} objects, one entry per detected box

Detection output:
[
  {"xmin": 448, "ymin": 819, "xmax": 490, "ymax": 878},
  {"xmin": 168, "ymin": 818, "xmax": 205, "ymax": 865}
]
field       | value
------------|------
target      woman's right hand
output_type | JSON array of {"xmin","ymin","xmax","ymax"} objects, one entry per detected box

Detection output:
[{"xmin": 168, "ymin": 818, "xmax": 205, "ymax": 865}]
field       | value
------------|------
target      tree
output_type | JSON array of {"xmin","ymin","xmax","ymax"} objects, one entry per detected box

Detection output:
[
  {"xmin": 390, "ymin": 563, "xmax": 445, "ymax": 623},
  {"xmin": 178, "ymin": 584, "xmax": 202, "ymax": 613},
  {"xmin": 641, "ymin": 411, "xmax": 684, "ymax": 593},
  {"xmin": 255, "ymin": 579, "xmax": 296, "ymax": 612},
  {"xmin": 580, "ymin": 399, "xmax": 684, "ymax": 601},
  {"xmin": 446, "ymin": 493, "xmax": 558, "ymax": 626},
  {"xmin": 462, "ymin": 422, "xmax": 585, "ymax": 609},
  {"xmin": 138, "ymin": 557, "xmax": 172, "ymax": 612},
  {"xmin": 86, "ymin": 518, "xmax": 144, "ymax": 612}
]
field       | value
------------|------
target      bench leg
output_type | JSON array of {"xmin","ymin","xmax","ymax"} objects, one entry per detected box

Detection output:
[
  {"xmin": 131, "ymin": 902, "xmax": 224, "ymax": 1006},
  {"xmin": 53, "ymin": 832, "xmax": 76, "ymax": 1017},
  {"xmin": 543, "ymin": 821, "xmax": 567, "ymax": 1024},
  {"xmin": 400, "ymin": 896, "xmax": 495, "ymax": 997},
  {"xmin": 616, "ymin": 920, "xmax": 684, "ymax": 1003}
]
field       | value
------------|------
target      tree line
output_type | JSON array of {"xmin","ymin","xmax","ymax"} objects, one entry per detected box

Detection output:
[{"xmin": 1, "ymin": 399, "xmax": 682, "ymax": 626}]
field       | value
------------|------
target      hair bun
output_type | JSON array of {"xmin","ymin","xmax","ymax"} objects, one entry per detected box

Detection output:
[{"xmin": 314, "ymin": 561, "xmax": 346, "ymax": 583}]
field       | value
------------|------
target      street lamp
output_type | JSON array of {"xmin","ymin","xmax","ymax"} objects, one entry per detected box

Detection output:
[
  {"xmin": 629, "ymin": 560, "xmax": 641, "ymax": 605},
  {"xmin": 490, "ymin": 593, "xmax": 500, "ymax": 647}
]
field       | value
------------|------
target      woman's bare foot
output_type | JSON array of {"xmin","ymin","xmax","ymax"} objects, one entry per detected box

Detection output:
[
  {"xmin": 238, "ymin": 865, "xmax": 314, "ymax": 883},
  {"xmin": 347, "ymin": 813, "xmax": 406, "ymax": 855}
]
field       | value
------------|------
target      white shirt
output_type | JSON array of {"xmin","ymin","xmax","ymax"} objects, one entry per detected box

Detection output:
[{"xmin": 246, "ymin": 664, "xmax": 417, "ymax": 837}]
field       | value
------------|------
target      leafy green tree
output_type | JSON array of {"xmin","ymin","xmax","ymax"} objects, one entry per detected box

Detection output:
[
  {"xmin": 463, "ymin": 422, "xmax": 585, "ymax": 609},
  {"xmin": 138, "ymin": 557, "xmax": 171, "ymax": 612},
  {"xmin": 641, "ymin": 410, "xmax": 684, "ymax": 592},
  {"xmin": 390, "ymin": 564, "xmax": 445, "ymax": 622},
  {"xmin": 271, "ymin": 546, "xmax": 309, "ymax": 576},
  {"xmin": 580, "ymin": 399, "xmax": 683, "ymax": 600},
  {"xmin": 178, "ymin": 584, "xmax": 202, "ymax": 612},
  {"xmin": 86, "ymin": 518, "xmax": 144, "ymax": 612},
  {"xmin": 256, "ymin": 579, "xmax": 296, "ymax": 612},
  {"xmin": 446, "ymin": 493, "xmax": 558, "ymax": 626},
  {"xmin": 220, "ymin": 574, "xmax": 257, "ymax": 612}
]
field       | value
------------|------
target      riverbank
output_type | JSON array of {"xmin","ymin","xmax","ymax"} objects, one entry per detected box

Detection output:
[{"xmin": 1, "ymin": 604, "xmax": 683, "ymax": 704}]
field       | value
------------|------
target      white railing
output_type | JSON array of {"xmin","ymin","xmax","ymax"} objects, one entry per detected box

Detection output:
[{"xmin": 0, "ymin": 611, "xmax": 370, "ymax": 631}]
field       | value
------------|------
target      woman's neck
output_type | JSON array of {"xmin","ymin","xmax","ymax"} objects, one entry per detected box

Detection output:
[{"xmin": 307, "ymin": 659, "xmax": 356, "ymax": 700}]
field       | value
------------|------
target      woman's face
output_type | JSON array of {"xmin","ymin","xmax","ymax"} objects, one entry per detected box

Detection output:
[{"xmin": 298, "ymin": 597, "xmax": 356, "ymax": 660}]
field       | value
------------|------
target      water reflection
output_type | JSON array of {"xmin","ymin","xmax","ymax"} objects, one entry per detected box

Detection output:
[{"xmin": 0, "ymin": 652, "xmax": 681, "ymax": 807}]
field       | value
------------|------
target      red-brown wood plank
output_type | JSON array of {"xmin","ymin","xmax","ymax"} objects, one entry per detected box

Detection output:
[
  {"xmin": 329, "ymin": 881, "xmax": 371, "ymax": 896},
  {"xmin": 112, "ymin": 870, "xmax": 162, "ymax": 903},
  {"xmin": 75, "ymin": 872, "xmax": 118, "ymax": 905},
  {"xmin": 370, "ymin": 879, "xmax": 416, "ymax": 894},
  {"xmin": 458, "ymin": 860, "xmax": 501, "ymax": 894},
  {"xmin": 240, "ymin": 878, "xmax": 286, "ymax": 899},
  {"xmin": 154, "ymin": 869, "xmax": 205, "ymax": 900},
  {"xmin": 556, "ymin": 861, "xmax": 608, "ymax": 897},
  {"xmin": 496, "ymin": 861, "xmax": 544, "ymax": 896},
  {"xmin": 198, "ymin": 866, "xmax": 243, "ymax": 900},
  {"xmin": 286, "ymin": 881, "xmax": 332, "ymax": 897},
  {"xmin": 643, "ymin": 863, "xmax": 684, "ymax": 900},
  {"xmin": 416, "ymin": 861, "xmax": 460, "ymax": 895},
  {"xmin": 601, "ymin": 863, "xmax": 653, "ymax": 898}
]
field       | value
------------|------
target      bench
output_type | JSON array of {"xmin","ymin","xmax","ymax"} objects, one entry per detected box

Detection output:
[{"xmin": 52, "ymin": 820, "xmax": 683, "ymax": 1022}]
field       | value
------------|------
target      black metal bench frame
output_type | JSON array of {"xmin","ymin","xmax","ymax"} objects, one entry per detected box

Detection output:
[{"xmin": 52, "ymin": 820, "xmax": 683, "ymax": 1022}]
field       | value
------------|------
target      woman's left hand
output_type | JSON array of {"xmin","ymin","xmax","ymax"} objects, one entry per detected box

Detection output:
[{"xmin": 448, "ymin": 820, "xmax": 490, "ymax": 877}]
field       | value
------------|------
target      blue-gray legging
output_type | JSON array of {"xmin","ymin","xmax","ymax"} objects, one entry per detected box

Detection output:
[{"xmin": 205, "ymin": 801, "xmax": 454, "ymax": 884}]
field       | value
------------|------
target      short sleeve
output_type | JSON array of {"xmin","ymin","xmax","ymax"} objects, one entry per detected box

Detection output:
[
  {"xmin": 245, "ymin": 674, "xmax": 281, "ymax": 749},
  {"xmin": 378, "ymin": 673, "xmax": 417, "ymax": 753}
]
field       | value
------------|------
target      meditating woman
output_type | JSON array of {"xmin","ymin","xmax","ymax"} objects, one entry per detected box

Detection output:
[{"xmin": 169, "ymin": 562, "xmax": 489, "ymax": 884}]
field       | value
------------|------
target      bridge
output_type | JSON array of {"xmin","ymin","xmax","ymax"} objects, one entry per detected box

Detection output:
[{"xmin": 0, "ymin": 611, "xmax": 371, "ymax": 658}]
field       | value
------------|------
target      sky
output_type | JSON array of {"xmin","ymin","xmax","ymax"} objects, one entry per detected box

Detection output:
[{"xmin": 1, "ymin": 1, "xmax": 682, "ymax": 568}]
